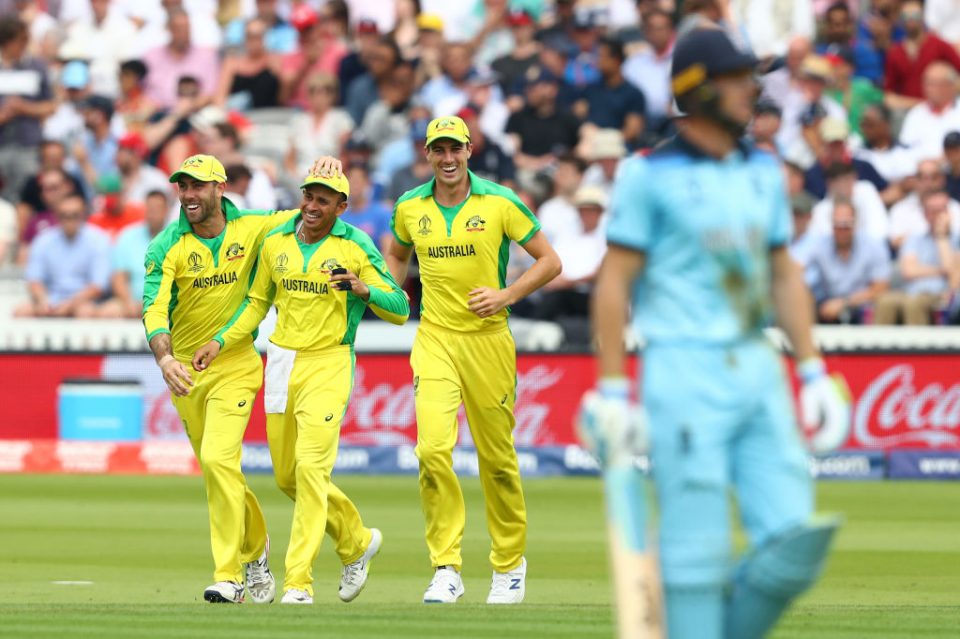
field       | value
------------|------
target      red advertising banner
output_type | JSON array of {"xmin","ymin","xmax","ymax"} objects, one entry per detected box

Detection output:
[{"xmin": 1, "ymin": 352, "xmax": 958, "ymax": 450}]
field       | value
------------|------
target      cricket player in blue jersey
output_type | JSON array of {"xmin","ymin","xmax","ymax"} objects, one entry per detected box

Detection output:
[{"xmin": 581, "ymin": 29, "xmax": 852, "ymax": 639}]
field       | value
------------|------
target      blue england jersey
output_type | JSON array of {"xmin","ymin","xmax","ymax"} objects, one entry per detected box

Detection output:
[{"xmin": 607, "ymin": 136, "xmax": 791, "ymax": 345}]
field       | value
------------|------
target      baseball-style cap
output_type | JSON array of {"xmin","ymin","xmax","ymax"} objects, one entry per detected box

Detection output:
[
  {"xmin": 61, "ymin": 60, "xmax": 90, "ymax": 89},
  {"xmin": 417, "ymin": 13, "xmax": 444, "ymax": 32},
  {"xmin": 425, "ymin": 116, "xmax": 471, "ymax": 146},
  {"xmin": 356, "ymin": 18, "xmax": 379, "ymax": 35},
  {"xmin": 118, "ymin": 131, "xmax": 149, "ymax": 158},
  {"xmin": 168, "ymin": 154, "xmax": 227, "ymax": 184},
  {"xmin": 573, "ymin": 185, "xmax": 608, "ymax": 208},
  {"xmin": 507, "ymin": 10, "xmax": 534, "ymax": 27},
  {"xmin": 291, "ymin": 5, "xmax": 319, "ymax": 31},
  {"xmin": 799, "ymin": 54, "xmax": 832, "ymax": 81},
  {"xmin": 300, "ymin": 171, "xmax": 350, "ymax": 197},
  {"xmin": 944, "ymin": 131, "xmax": 960, "ymax": 149},
  {"xmin": 820, "ymin": 117, "xmax": 850, "ymax": 143},
  {"xmin": 671, "ymin": 29, "xmax": 758, "ymax": 98}
]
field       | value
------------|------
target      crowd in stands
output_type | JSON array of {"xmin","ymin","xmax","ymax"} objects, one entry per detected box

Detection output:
[{"xmin": 3, "ymin": 0, "xmax": 960, "ymax": 335}]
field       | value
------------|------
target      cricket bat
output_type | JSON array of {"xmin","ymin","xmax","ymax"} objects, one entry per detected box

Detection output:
[{"xmin": 602, "ymin": 458, "xmax": 665, "ymax": 639}]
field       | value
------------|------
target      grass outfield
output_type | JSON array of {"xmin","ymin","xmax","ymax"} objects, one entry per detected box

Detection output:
[{"xmin": 0, "ymin": 475, "xmax": 957, "ymax": 638}]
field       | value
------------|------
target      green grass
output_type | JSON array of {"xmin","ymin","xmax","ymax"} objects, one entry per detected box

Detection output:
[{"xmin": 0, "ymin": 475, "xmax": 957, "ymax": 638}]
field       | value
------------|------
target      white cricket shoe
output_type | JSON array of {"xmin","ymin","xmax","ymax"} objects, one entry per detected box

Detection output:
[
  {"xmin": 486, "ymin": 557, "xmax": 526, "ymax": 604},
  {"xmin": 280, "ymin": 589, "xmax": 313, "ymax": 604},
  {"xmin": 244, "ymin": 536, "xmax": 276, "ymax": 604},
  {"xmin": 339, "ymin": 528, "xmax": 383, "ymax": 602},
  {"xmin": 423, "ymin": 566, "xmax": 464, "ymax": 603},
  {"xmin": 203, "ymin": 581, "xmax": 244, "ymax": 603}
]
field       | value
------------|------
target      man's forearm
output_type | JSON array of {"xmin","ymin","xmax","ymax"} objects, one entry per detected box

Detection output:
[
  {"xmin": 772, "ymin": 251, "xmax": 818, "ymax": 361},
  {"xmin": 385, "ymin": 253, "xmax": 411, "ymax": 287},
  {"xmin": 504, "ymin": 254, "xmax": 561, "ymax": 305},
  {"xmin": 148, "ymin": 332, "xmax": 174, "ymax": 364},
  {"xmin": 593, "ymin": 264, "xmax": 631, "ymax": 379}
]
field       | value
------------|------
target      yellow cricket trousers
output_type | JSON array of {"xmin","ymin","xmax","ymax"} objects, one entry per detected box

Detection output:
[
  {"xmin": 411, "ymin": 320, "xmax": 527, "ymax": 573},
  {"xmin": 170, "ymin": 345, "xmax": 268, "ymax": 584},
  {"xmin": 266, "ymin": 345, "xmax": 372, "ymax": 595}
]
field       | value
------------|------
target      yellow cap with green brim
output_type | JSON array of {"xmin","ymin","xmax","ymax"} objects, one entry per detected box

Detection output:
[
  {"xmin": 425, "ymin": 116, "xmax": 471, "ymax": 146},
  {"xmin": 168, "ymin": 154, "xmax": 227, "ymax": 184},
  {"xmin": 300, "ymin": 171, "xmax": 350, "ymax": 197}
]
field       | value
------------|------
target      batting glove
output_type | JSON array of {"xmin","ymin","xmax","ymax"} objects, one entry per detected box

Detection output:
[
  {"xmin": 578, "ymin": 377, "xmax": 649, "ymax": 466},
  {"xmin": 797, "ymin": 358, "xmax": 852, "ymax": 453}
]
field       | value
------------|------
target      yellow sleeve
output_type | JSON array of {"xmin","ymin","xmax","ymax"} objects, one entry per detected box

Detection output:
[
  {"xmin": 355, "ymin": 235, "xmax": 409, "ymax": 325},
  {"xmin": 142, "ymin": 242, "xmax": 177, "ymax": 342},
  {"xmin": 390, "ymin": 203, "xmax": 413, "ymax": 246},
  {"xmin": 214, "ymin": 244, "xmax": 276, "ymax": 347},
  {"xmin": 501, "ymin": 193, "xmax": 541, "ymax": 245},
  {"xmin": 267, "ymin": 208, "xmax": 301, "ymax": 230}
]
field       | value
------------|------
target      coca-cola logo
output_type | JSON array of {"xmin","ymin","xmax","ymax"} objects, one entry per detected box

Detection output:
[{"xmin": 854, "ymin": 365, "xmax": 960, "ymax": 448}]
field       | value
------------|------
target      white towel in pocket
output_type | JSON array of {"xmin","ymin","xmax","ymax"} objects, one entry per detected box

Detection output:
[{"xmin": 264, "ymin": 342, "xmax": 296, "ymax": 414}]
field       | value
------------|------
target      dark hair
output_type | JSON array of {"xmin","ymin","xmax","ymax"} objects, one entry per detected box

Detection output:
[
  {"xmin": 825, "ymin": 1, "xmax": 851, "ymax": 18},
  {"xmin": 177, "ymin": 75, "xmax": 199, "ymax": 87},
  {"xmin": 862, "ymin": 102, "xmax": 892, "ymax": 123},
  {"xmin": 225, "ymin": 163, "xmax": 252, "ymax": 183},
  {"xmin": 376, "ymin": 34, "xmax": 402, "ymax": 65},
  {"xmin": 120, "ymin": 59, "xmax": 148, "ymax": 81},
  {"xmin": 557, "ymin": 152, "xmax": 588, "ymax": 174},
  {"xmin": 145, "ymin": 189, "xmax": 169, "ymax": 203},
  {"xmin": 0, "ymin": 16, "xmax": 27, "ymax": 47},
  {"xmin": 214, "ymin": 122, "xmax": 240, "ymax": 149},
  {"xmin": 643, "ymin": 8, "xmax": 674, "ymax": 27},
  {"xmin": 825, "ymin": 161, "xmax": 856, "ymax": 180},
  {"xmin": 599, "ymin": 36, "xmax": 626, "ymax": 63},
  {"xmin": 83, "ymin": 95, "xmax": 115, "ymax": 121},
  {"xmin": 325, "ymin": 0, "xmax": 349, "ymax": 25}
]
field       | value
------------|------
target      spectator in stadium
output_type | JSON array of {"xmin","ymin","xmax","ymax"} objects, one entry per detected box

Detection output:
[
  {"xmin": 15, "ymin": 141, "xmax": 84, "ymax": 234},
  {"xmin": 137, "ymin": 0, "xmax": 223, "ymax": 52},
  {"xmin": 777, "ymin": 54, "xmax": 846, "ymax": 166},
  {"xmin": 855, "ymin": 0, "xmax": 904, "ymax": 85},
  {"xmin": 97, "ymin": 189, "xmax": 170, "ymax": 319},
  {"xmin": 575, "ymin": 36, "xmax": 646, "ymax": 148},
  {"xmin": 815, "ymin": 2, "xmax": 884, "ymax": 83},
  {"xmin": 884, "ymin": 0, "xmax": 960, "ymax": 103},
  {"xmin": 285, "ymin": 71, "xmax": 354, "ymax": 177},
  {"xmin": 43, "ymin": 59, "xmax": 94, "ymax": 149},
  {"xmin": 14, "ymin": 193, "xmax": 110, "ymax": 318},
  {"xmin": 59, "ymin": 0, "xmax": 137, "ymax": 98},
  {"xmin": 806, "ymin": 199, "xmax": 891, "ymax": 324},
  {"xmin": 926, "ymin": 0, "xmax": 960, "ymax": 49},
  {"xmin": 387, "ymin": 120, "xmax": 434, "ymax": 201},
  {"xmin": 343, "ymin": 35, "xmax": 400, "ymax": 126},
  {"xmin": 17, "ymin": 167, "xmax": 76, "ymax": 264},
  {"xmin": 450, "ymin": 68, "xmax": 513, "ymax": 154},
  {"xmin": 143, "ymin": 9, "xmax": 219, "ymax": 111},
  {"xmin": 623, "ymin": 8, "xmax": 675, "ymax": 138},
  {"xmin": 12, "ymin": 0, "xmax": 56, "ymax": 61},
  {"xmin": 0, "ymin": 15, "xmax": 55, "ymax": 203},
  {"xmin": 810, "ymin": 161, "xmax": 889, "ymax": 241},
  {"xmin": 418, "ymin": 41, "xmax": 475, "ymax": 115},
  {"xmin": 115, "ymin": 60, "xmax": 161, "ymax": 133},
  {"xmin": 505, "ymin": 66, "xmax": 580, "ymax": 191},
  {"xmin": 564, "ymin": 10, "xmax": 601, "ymax": 89},
  {"xmin": 734, "ymin": 0, "xmax": 814, "ymax": 59},
  {"xmin": 116, "ymin": 132, "xmax": 169, "ymax": 206},
  {"xmin": 361, "ymin": 61, "xmax": 418, "ymax": 159},
  {"xmin": 536, "ymin": 0, "xmax": 576, "ymax": 47},
  {"xmin": 337, "ymin": 19, "xmax": 381, "ymax": 104},
  {"xmin": 413, "ymin": 13, "xmax": 445, "ymax": 85},
  {"xmin": 492, "ymin": 10, "xmax": 541, "ymax": 100},
  {"xmin": 945, "ymin": 132, "xmax": 960, "ymax": 203},
  {"xmin": 223, "ymin": 163, "xmax": 255, "ymax": 208},
  {"xmin": 898, "ymin": 62, "xmax": 960, "ymax": 162},
  {"xmin": 581, "ymin": 129, "xmax": 627, "ymax": 194},
  {"xmin": 73, "ymin": 95, "xmax": 120, "ymax": 189},
  {"xmin": 140, "ymin": 75, "xmax": 207, "ymax": 174},
  {"xmin": 789, "ymin": 191, "xmax": 819, "ymax": 276},
  {"xmin": 87, "ymin": 174, "xmax": 145, "ymax": 242},
  {"xmin": 888, "ymin": 159, "xmax": 960, "ymax": 250},
  {"xmin": 280, "ymin": 7, "xmax": 341, "ymax": 108},
  {"xmin": 824, "ymin": 46, "xmax": 885, "ymax": 138},
  {"xmin": 340, "ymin": 163, "xmax": 392, "ymax": 252},
  {"xmin": 761, "ymin": 36, "xmax": 812, "ymax": 111},
  {"xmin": 854, "ymin": 103, "xmax": 919, "ymax": 186},
  {"xmin": 464, "ymin": 0, "xmax": 514, "ymax": 68},
  {"xmin": 390, "ymin": 0, "xmax": 421, "ymax": 59},
  {"xmin": 194, "ymin": 120, "xmax": 277, "ymax": 211},
  {"xmin": 534, "ymin": 36, "xmax": 580, "ymax": 110},
  {"xmin": 459, "ymin": 106, "xmax": 516, "ymax": 187},
  {"xmin": 534, "ymin": 185, "xmax": 608, "ymax": 322},
  {"xmin": 318, "ymin": 0, "xmax": 351, "ymax": 45},
  {"xmin": 0, "ymin": 193, "xmax": 13, "ymax": 265},
  {"xmin": 803, "ymin": 118, "xmax": 889, "ymax": 202},
  {"xmin": 223, "ymin": 0, "xmax": 298, "ymax": 55},
  {"xmin": 750, "ymin": 100, "xmax": 783, "ymax": 155},
  {"xmin": 214, "ymin": 17, "xmax": 283, "ymax": 111},
  {"xmin": 875, "ymin": 189, "xmax": 960, "ymax": 324},
  {"xmin": 537, "ymin": 153, "xmax": 585, "ymax": 245}
]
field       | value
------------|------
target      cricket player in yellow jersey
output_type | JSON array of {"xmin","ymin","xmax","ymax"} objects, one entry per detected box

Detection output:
[
  {"xmin": 192, "ymin": 170, "xmax": 409, "ymax": 605},
  {"xmin": 142, "ymin": 153, "xmax": 340, "ymax": 604},
  {"xmin": 386, "ymin": 116, "xmax": 562, "ymax": 604}
]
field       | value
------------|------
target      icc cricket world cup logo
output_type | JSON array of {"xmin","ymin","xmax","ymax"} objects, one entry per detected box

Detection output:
[
  {"xmin": 418, "ymin": 214, "xmax": 432, "ymax": 236},
  {"xmin": 187, "ymin": 251, "xmax": 204, "ymax": 273},
  {"xmin": 276, "ymin": 253, "xmax": 289, "ymax": 273}
]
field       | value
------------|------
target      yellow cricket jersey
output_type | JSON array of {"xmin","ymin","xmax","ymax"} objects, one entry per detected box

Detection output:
[
  {"xmin": 142, "ymin": 198, "xmax": 299, "ymax": 360},
  {"xmin": 214, "ymin": 216, "xmax": 409, "ymax": 352},
  {"xmin": 390, "ymin": 171, "xmax": 541, "ymax": 332}
]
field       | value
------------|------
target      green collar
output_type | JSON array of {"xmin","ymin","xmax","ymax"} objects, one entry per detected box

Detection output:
[
  {"xmin": 417, "ymin": 170, "xmax": 489, "ymax": 199},
  {"xmin": 276, "ymin": 214, "xmax": 348, "ymax": 238},
  {"xmin": 176, "ymin": 197, "xmax": 241, "ymax": 236}
]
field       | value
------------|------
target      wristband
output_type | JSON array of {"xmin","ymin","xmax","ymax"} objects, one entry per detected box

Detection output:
[
  {"xmin": 598, "ymin": 377, "xmax": 630, "ymax": 399},
  {"xmin": 158, "ymin": 354, "xmax": 175, "ymax": 367},
  {"xmin": 797, "ymin": 357, "xmax": 826, "ymax": 384}
]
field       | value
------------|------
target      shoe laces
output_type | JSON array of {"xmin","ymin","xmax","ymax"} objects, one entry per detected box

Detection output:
[
  {"xmin": 341, "ymin": 558, "xmax": 365, "ymax": 586},
  {"xmin": 489, "ymin": 571, "xmax": 513, "ymax": 597},
  {"xmin": 245, "ymin": 553, "xmax": 269, "ymax": 586}
]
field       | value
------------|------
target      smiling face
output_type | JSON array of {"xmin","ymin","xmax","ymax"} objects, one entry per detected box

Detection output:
[
  {"xmin": 176, "ymin": 175, "xmax": 224, "ymax": 226},
  {"xmin": 299, "ymin": 183, "xmax": 347, "ymax": 238},
  {"xmin": 425, "ymin": 138, "xmax": 472, "ymax": 188}
]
